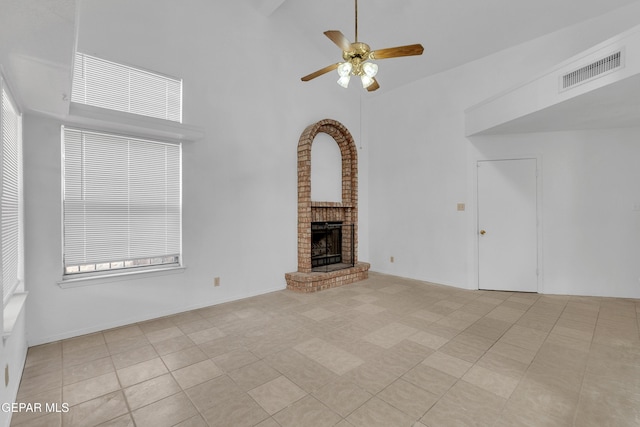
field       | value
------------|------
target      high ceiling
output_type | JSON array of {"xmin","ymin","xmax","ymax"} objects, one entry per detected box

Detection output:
[
  {"xmin": 273, "ymin": 0, "xmax": 640, "ymax": 91},
  {"xmin": 1, "ymin": 0, "xmax": 639, "ymax": 115}
]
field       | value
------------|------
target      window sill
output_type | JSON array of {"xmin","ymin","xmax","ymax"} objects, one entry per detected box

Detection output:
[
  {"xmin": 57, "ymin": 265, "xmax": 186, "ymax": 289},
  {"xmin": 66, "ymin": 103, "xmax": 204, "ymax": 143},
  {"xmin": 4, "ymin": 292, "xmax": 28, "ymax": 343}
]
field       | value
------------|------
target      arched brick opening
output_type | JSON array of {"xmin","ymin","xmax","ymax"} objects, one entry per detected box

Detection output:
[{"xmin": 286, "ymin": 119, "xmax": 370, "ymax": 292}]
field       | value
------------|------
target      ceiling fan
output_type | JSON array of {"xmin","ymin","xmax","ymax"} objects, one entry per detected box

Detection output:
[{"xmin": 301, "ymin": 0, "xmax": 424, "ymax": 92}]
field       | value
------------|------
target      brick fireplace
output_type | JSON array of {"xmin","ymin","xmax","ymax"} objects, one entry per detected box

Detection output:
[{"xmin": 285, "ymin": 119, "xmax": 370, "ymax": 292}]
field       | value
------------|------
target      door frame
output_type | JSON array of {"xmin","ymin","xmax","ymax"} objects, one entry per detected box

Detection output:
[{"xmin": 470, "ymin": 154, "xmax": 544, "ymax": 293}]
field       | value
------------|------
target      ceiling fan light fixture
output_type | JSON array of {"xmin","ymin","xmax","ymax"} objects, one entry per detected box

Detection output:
[
  {"xmin": 337, "ymin": 75, "xmax": 351, "ymax": 88},
  {"xmin": 360, "ymin": 75, "xmax": 374, "ymax": 89},
  {"xmin": 337, "ymin": 62, "xmax": 353, "ymax": 77},
  {"xmin": 362, "ymin": 62, "xmax": 378, "ymax": 77}
]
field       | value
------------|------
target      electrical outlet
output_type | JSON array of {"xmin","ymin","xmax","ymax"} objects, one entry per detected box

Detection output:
[
  {"xmin": 214, "ymin": 277, "xmax": 220, "ymax": 287},
  {"xmin": 390, "ymin": 256, "xmax": 395, "ymax": 263}
]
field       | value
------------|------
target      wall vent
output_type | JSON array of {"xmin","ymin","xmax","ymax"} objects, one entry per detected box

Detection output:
[{"xmin": 561, "ymin": 50, "xmax": 623, "ymax": 91}]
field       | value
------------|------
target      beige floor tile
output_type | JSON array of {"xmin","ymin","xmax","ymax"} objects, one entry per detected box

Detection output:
[
  {"xmin": 11, "ymin": 387, "xmax": 62, "ymax": 426},
  {"xmin": 228, "ymin": 360, "xmax": 281, "ymax": 391},
  {"xmin": 62, "ymin": 390, "xmax": 128, "ymax": 427},
  {"xmin": 200, "ymin": 391, "xmax": 269, "ymax": 427},
  {"xmin": 62, "ymin": 344, "xmax": 110, "ymax": 368},
  {"xmin": 11, "ymin": 412, "xmax": 61, "ymax": 427},
  {"xmin": 422, "ymin": 351, "xmax": 472, "ymax": 378},
  {"xmin": 137, "ymin": 317, "xmax": 176, "ymax": 334},
  {"xmin": 62, "ymin": 356, "xmax": 114, "ymax": 386},
  {"xmin": 144, "ymin": 326, "xmax": 184, "ymax": 344},
  {"xmin": 354, "ymin": 303, "xmax": 387, "ymax": 315},
  {"xmin": 212, "ymin": 348, "xmax": 259, "ymax": 372},
  {"xmin": 152, "ymin": 335, "xmax": 195, "ymax": 356},
  {"xmin": 106, "ymin": 335, "xmax": 151, "ymax": 355},
  {"xmin": 248, "ymin": 376, "xmax": 307, "ymax": 415},
  {"xmin": 172, "ymin": 414, "xmax": 208, "ymax": 427},
  {"xmin": 116, "ymin": 358, "xmax": 167, "ymax": 388},
  {"xmin": 187, "ymin": 327, "xmax": 226, "ymax": 345},
  {"xmin": 485, "ymin": 305, "xmax": 526, "ymax": 323},
  {"xmin": 161, "ymin": 346, "xmax": 208, "ymax": 371},
  {"xmin": 294, "ymin": 338, "xmax": 364, "ymax": 375},
  {"xmin": 131, "ymin": 392, "xmax": 198, "ymax": 427},
  {"xmin": 499, "ymin": 325, "xmax": 548, "ymax": 351},
  {"xmin": 102, "ymin": 325, "xmax": 144, "ymax": 344},
  {"xmin": 13, "ymin": 273, "xmax": 640, "ymax": 427},
  {"xmin": 16, "ymin": 370, "xmax": 62, "ymax": 400},
  {"xmin": 312, "ymin": 377, "xmax": 372, "ymax": 417},
  {"xmin": 301, "ymin": 307, "xmax": 336, "ymax": 321},
  {"xmin": 406, "ymin": 330, "xmax": 449, "ymax": 350},
  {"xmin": 176, "ymin": 319, "xmax": 213, "ymax": 335},
  {"xmin": 273, "ymin": 395, "xmax": 341, "ymax": 427},
  {"xmin": 346, "ymin": 397, "xmax": 415, "ymax": 427},
  {"xmin": 62, "ymin": 333, "xmax": 106, "ymax": 354},
  {"xmin": 475, "ymin": 351, "xmax": 528, "ymax": 379},
  {"xmin": 62, "ymin": 372, "xmax": 120, "ymax": 407},
  {"xmin": 462, "ymin": 364, "xmax": 520, "ymax": 399},
  {"xmin": 421, "ymin": 381, "xmax": 506, "ymax": 427},
  {"xmin": 110, "ymin": 344, "xmax": 158, "ymax": 370},
  {"xmin": 342, "ymin": 361, "xmax": 402, "ymax": 394},
  {"xmin": 255, "ymin": 417, "xmax": 284, "ymax": 427},
  {"xmin": 439, "ymin": 340, "xmax": 486, "ymax": 363},
  {"xmin": 488, "ymin": 341, "xmax": 537, "ymax": 365},
  {"xmin": 378, "ymin": 379, "xmax": 438, "ymax": 418},
  {"xmin": 98, "ymin": 413, "xmax": 136, "ymax": 427},
  {"xmin": 184, "ymin": 375, "xmax": 241, "ymax": 412},
  {"xmin": 363, "ymin": 322, "xmax": 418, "ymax": 349},
  {"xmin": 411, "ymin": 308, "xmax": 444, "ymax": 323},
  {"xmin": 508, "ymin": 375, "xmax": 580, "ymax": 421},
  {"xmin": 123, "ymin": 373, "xmax": 181, "ymax": 410},
  {"xmin": 495, "ymin": 401, "xmax": 573, "ymax": 427},
  {"xmin": 402, "ymin": 364, "xmax": 457, "ymax": 397},
  {"xmin": 171, "ymin": 359, "xmax": 223, "ymax": 389}
]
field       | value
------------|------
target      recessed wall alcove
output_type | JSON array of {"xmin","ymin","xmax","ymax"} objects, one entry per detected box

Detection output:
[{"xmin": 285, "ymin": 119, "xmax": 370, "ymax": 292}]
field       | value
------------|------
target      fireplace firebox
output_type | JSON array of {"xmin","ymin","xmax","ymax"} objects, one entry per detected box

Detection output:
[{"xmin": 311, "ymin": 222, "xmax": 355, "ymax": 272}]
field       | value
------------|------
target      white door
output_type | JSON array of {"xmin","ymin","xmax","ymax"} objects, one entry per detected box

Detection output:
[{"xmin": 477, "ymin": 159, "xmax": 538, "ymax": 292}]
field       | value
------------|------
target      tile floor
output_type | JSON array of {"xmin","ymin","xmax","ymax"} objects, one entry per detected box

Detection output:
[{"xmin": 11, "ymin": 273, "xmax": 640, "ymax": 427}]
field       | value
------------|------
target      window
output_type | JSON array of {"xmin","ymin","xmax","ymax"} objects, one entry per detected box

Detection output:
[
  {"xmin": 0, "ymin": 76, "xmax": 23, "ymax": 304},
  {"xmin": 62, "ymin": 128, "xmax": 181, "ymax": 277},
  {"xmin": 72, "ymin": 52, "xmax": 182, "ymax": 122}
]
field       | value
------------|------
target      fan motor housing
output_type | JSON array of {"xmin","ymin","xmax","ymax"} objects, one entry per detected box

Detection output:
[{"xmin": 343, "ymin": 42, "xmax": 371, "ymax": 61}]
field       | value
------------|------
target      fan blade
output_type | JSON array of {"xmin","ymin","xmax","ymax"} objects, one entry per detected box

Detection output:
[
  {"xmin": 324, "ymin": 30, "xmax": 352, "ymax": 52},
  {"xmin": 301, "ymin": 63, "xmax": 340, "ymax": 82},
  {"xmin": 366, "ymin": 78, "xmax": 380, "ymax": 92},
  {"xmin": 370, "ymin": 44, "xmax": 424, "ymax": 60}
]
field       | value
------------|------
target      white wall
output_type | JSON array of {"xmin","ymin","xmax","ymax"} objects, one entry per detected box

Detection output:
[
  {"xmin": 23, "ymin": 0, "xmax": 368, "ymax": 345},
  {"xmin": 366, "ymin": 2, "xmax": 640, "ymax": 298},
  {"xmin": 0, "ymin": 311, "xmax": 27, "ymax": 427}
]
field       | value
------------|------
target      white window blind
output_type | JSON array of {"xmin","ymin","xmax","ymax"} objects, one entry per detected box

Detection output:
[
  {"xmin": 62, "ymin": 128, "xmax": 181, "ymax": 276},
  {"xmin": 72, "ymin": 52, "xmax": 182, "ymax": 123},
  {"xmin": 1, "ymin": 79, "xmax": 23, "ymax": 304}
]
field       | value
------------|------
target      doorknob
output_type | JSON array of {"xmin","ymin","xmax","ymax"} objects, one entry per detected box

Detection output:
[{"xmin": 480, "ymin": 229, "xmax": 486, "ymax": 235}]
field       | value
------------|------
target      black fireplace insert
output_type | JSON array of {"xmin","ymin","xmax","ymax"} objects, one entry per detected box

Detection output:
[{"xmin": 311, "ymin": 222, "xmax": 355, "ymax": 272}]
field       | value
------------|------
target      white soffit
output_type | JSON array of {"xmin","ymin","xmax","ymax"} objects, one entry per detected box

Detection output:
[
  {"xmin": 0, "ymin": 0, "xmax": 76, "ymax": 116},
  {"xmin": 465, "ymin": 24, "xmax": 640, "ymax": 136}
]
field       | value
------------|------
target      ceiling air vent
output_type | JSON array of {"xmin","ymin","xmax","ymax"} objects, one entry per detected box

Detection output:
[{"xmin": 561, "ymin": 51, "xmax": 623, "ymax": 91}]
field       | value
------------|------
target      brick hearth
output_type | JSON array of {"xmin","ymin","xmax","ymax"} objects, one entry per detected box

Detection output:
[{"xmin": 286, "ymin": 119, "xmax": 369, "ymax": 292}]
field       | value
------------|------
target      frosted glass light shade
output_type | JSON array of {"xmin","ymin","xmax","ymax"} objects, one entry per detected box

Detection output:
[
  {"xmin": 337, "ymin": 75, "xmax": 351, "ymax": 88},
  {"xmin": 362, "ymin": 62, "xmax": 378, "ymax": 77},
  {"xmin": 360, "ymin": 75, "xmax": 374, "ymax": 88},
  {"xmin": 337, "ymin": 62, "xmax": 353, "ymax": 77}
]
